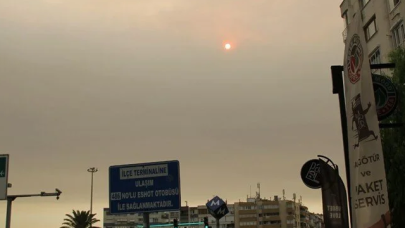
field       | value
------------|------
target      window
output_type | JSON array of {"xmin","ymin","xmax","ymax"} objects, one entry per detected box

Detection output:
[
  {"xmin": 263, "ymin": 212, "xmax": 279, "ymax": 217},
  {"xmin": 370, "ymin": 48, "xmax": 381, "ymax": 64},
  {"xmin": 238, "ymin": 206, "xmax": 255, "ymax": 210},
  {"xmin": 263, "ymin": 204, "xmax": 279, "ymax": 209},
  {"xmin": 364, "ymin": 17, "xmax": 377, "ymax": 41},
  {"xmin": 287, "ymin": 219, "xmax": 295, "ymax": 224},
  {"xmin": 388, "ymin": 0, "xmax": 400, "ymax": 11},
  {"xmin": 239, "ymin": 214, "xmax": 256, "ymax": 218},
  {"xmin": 392, "ymin": 23, "xmax": 404, "ymax": 47},
  {"xmin": 240, "ymin": 222, "xmax": 256, "ymax": 226}
]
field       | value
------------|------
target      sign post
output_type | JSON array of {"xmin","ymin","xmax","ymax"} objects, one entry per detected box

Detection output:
[
  {"xmin": 300, "ymin": 156, "xmax": 350, "ymax": 228},
  {"xmin": 109, "ymin": 160, "xmax": 181, "ymax": 228},
  {"xmin": 0, "ymin": 154, "xmax": 9, "ymax": 200}
]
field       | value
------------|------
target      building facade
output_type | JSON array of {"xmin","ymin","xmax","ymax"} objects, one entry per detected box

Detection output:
[
  {"xmin": 103, "ymin": 195, "xmax": 322, "ymax": 228},
  {"xmin": 340, "ymin": 0, "xmax": 405, "ymax": 66},
  {"xmin": 233, "ymin": 196, "xmax": 320, "ymax": 228},
  {"xmin": 103, "ymin": 209, "xmax": 179, "ymax": 228}
]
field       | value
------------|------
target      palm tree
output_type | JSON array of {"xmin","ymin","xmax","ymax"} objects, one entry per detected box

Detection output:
[{"xmin": 61, "ymin": 210, "xmax": 100, "ymax": 228}]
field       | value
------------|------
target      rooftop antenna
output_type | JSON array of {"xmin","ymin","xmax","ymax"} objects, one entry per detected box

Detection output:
[
  {"xmin": 300, "ymin": 195, "xmax": 302, "ymax": 204},
  {"xmin": 282, "ymin": 189, "xmax": 286, "ymax": 200},
  {"xmin": 293, "ymin": 193, "xmax": 296, "ymax": 203},
  {"xmin": 257, "ymin": 183, "xmax": 261, "ymax": 199},
  {"xmin": 250, "ymin": 185, "xmax": 252, "ymax": 198}
]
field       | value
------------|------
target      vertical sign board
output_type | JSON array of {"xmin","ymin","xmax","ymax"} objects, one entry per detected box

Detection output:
[
  {"xmin": 109, "ymin": 160, "xmax": 180, "ymax": 214},
  {"xmin": 343, "ymin": 11, "xmax": 391, "ymax": 228},
  {"xmin": 319, "ymin": 160, "xmax": 349, "ymax": 228},
  {"xmin": 0, "ymin": 154, "xmax": 9, "ymax": 200}
]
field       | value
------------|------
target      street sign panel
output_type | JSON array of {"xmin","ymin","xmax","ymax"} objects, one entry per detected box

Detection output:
[
  {"xmin": 109, "ymin": 160, "xmax": 180, "ymax": 214},
  {"xmin": 0, "ymin": 154, "xmax": 9, "ymax": 200}
]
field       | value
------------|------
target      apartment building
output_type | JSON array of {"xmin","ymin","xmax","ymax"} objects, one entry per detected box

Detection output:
[
  {"xmin": 103, "ymin": 196, "xmax": 322, "ymax": 228},
  {"xmin": 340, "ymin": 0, "xmax": 405, "ymax": 65},
  {"xmin": 233, "ymin": 196, "xmax": 319, "ymax": 228},
  {"xmin": 103, "ymin": 209, "xmax": 179, "ymax": 228},
  {"xmin": 307, "ymin": 213, "xmax": 323, "ymax": 228}
]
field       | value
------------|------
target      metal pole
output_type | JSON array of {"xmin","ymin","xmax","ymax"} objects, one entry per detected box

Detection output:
[
  {"xmin": 216, "ymin": 218, "xmax": 219, "ymax": 228},
  {"xmin": 90, "ymin": 171, "xmax": 93, "ymax": 223},
  {"xmin": 5, "ymin": 196, "xmax": 15, "ymax": 228},
  {"xmin": 331, "ymin": 66, "xmax": 353, "ymax": 228},
  {"xmin": 143, "ymin": 212, "xmax": 150, "ymax": 228},
  {"xmin": 185, "ymin": 201, "xmax": 190, "ymax": 225},
  {"xmin": 188, "ymin": 207, "xmax": 191, "ymax": 225},
  {"xmin": 88, "ymin": 167, "xmax": 98, "ymax": 228},
  {"xmin": 4, "ymin": 191, "xmax": 61, "ymax": 228}
]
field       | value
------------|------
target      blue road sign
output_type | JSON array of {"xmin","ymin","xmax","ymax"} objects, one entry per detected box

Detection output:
[{"xmin": 109, "ymin": 160, "xmax": 181, "ymax": 214}]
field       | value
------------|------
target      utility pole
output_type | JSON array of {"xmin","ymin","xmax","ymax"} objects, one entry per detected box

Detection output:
[{"xmin": 87, "ymin": 167, "xmax": 98, "ymax": 228}]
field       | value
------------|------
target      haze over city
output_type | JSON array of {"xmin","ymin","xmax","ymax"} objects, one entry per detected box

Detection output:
[{"xmin": 1, "ymin": 0, "xmax": 346, "ymax": 227}]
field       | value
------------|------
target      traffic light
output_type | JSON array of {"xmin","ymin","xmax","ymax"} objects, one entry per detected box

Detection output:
[
  {"xmin": 173, "ymin": 219, "xmax": 178, "ymax": 228},
  {"xmin": 204, "ymin": 217, "xmax": 208, "ymax": 228}
]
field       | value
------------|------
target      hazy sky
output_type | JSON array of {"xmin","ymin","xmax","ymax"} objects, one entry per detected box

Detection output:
[{"xmin": 0, "ymin": 0, "xmax": 346, "ymax": 227}]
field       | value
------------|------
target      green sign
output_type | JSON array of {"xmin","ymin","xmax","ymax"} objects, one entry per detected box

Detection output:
[
  {"xmin": 372, "ymin": 74, "xmax": 398, "ymax": 121},
  {"xmin": 0, "ymin": 157, "xmax": 6, "ymax": 177},
  {"xmin": 0, "ymin": 154, "xmax": 8, "ymax": 200}
]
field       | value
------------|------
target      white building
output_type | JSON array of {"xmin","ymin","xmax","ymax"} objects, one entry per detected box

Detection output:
[
  {"xmin": 103, "ymin": 209, "xmax": 179, "ymax": 228},
  {"xmin": 103, "ymin": 205, "xmax": 235, "ymax": 228},
  {"xmin": 340, "ymin": 0, "xmax": 405, "ymax": 66}
]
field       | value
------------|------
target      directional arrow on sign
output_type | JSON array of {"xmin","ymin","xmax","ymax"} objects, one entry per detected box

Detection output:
[{"xmin": 0, "ymin": 157, "xmax": 6, "ymax": 178}]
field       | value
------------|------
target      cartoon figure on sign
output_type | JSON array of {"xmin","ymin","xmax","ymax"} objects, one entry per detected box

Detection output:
[{"xmin": 351, "ymin": 94, "xmax": 378, "ymax": 148}]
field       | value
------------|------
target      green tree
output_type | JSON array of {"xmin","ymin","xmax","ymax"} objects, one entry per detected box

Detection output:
[
  {"xmin": 61, "ymin": 210, "xmax": 100, "ymax": 228},
  {"xmin": 380, "ymin": 47, "xmax": 405, "ymax": 228}
]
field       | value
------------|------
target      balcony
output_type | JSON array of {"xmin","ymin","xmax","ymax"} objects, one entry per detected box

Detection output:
[
  {"xmin": 261, "ymin": 217, "xmax": 281, "ymax": 222},
  {"xmin": 260, "ymin": 208, "xmax": 279, "ymax": 214},
  {"xmin": 262, "ymin": 225, "xmax": 282, "ymax": 228},
  {"xmin": 239, "ymin": 209, "xmax": 257, "ymax": 215},
  {"xmin": 260, "ymin": 221, "xmax": 282, "ymax": 228}
]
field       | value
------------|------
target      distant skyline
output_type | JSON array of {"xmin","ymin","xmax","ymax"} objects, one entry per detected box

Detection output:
[{"xmin": 1, "ymin": 0, "xmax": 345, "ymax": 227}]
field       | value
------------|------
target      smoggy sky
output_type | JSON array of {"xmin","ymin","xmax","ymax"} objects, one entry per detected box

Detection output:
[{"xmin": 0, "ymin": 0, "xmax": 346, "ymax": 227}]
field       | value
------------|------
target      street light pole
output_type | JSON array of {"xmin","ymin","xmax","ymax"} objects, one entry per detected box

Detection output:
[
  {"xmin": 87, "ymin": 167, "xmax": 98, "ymax": 228},
  {"xmin": 5, "ymin": 189, "xmax": 62, "ymax": 228}
]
